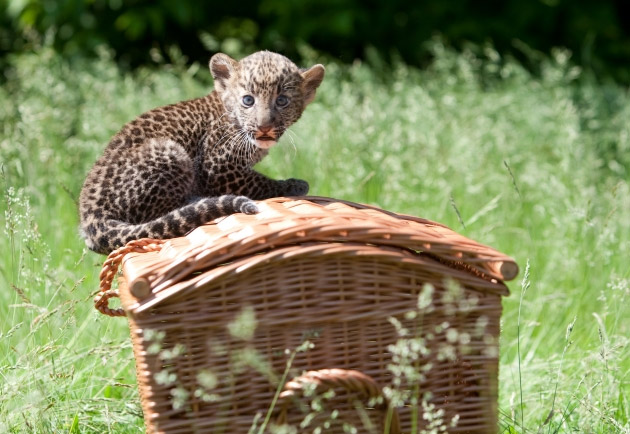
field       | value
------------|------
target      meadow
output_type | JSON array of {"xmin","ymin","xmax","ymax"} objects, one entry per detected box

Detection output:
[{"xmin": 0, "ymin": 43, "xmax": 629, "ymax": 432}]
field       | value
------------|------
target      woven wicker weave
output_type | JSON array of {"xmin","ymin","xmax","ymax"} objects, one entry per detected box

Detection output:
[{"xmin": 98, "ymin": 196, "xmax": 518, "ymax": 433}]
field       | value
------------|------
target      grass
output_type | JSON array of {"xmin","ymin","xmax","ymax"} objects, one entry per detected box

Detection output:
[{"xmin": 0, "ymin": 41, "xmax": 629, "ymax": 432}]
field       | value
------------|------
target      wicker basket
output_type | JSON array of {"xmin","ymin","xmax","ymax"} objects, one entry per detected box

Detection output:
[{"xmin": 95, "ymin": 197, "xmax": 518, "ymax": 433}]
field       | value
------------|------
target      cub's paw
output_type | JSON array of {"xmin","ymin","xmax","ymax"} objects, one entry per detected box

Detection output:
[
  {"xmin": 284, "ymin": 178, "xmax": 309, "ymax": 196},
  {"xmin": 234, "ymin": 196, "xmax": 259, "ymax": 215}
]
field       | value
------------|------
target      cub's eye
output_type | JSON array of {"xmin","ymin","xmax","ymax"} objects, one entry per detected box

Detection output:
[
  {"xmin": 242, "ymin": 95, "xmax": 255, "ymax": 107},
  {"xmin": 276, "ymin": 95, "xmax": 289, "ymax": 107}
]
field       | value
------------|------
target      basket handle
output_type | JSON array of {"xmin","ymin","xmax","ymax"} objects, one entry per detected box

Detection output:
[
  {"xmin": 276, "ymin": 368, "xmax": 400, "ymax": 434},
  {"xmin": 94, "ymin": 238, "xmax": 165, "ymax": 317}
]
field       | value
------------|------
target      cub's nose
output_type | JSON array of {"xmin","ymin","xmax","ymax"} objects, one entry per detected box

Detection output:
[{"xmin": 257, "ymin": 125, "xmax": 273, "ymax": 134}]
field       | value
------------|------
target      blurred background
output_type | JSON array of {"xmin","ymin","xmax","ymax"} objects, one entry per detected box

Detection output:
[{"xmin": 1, "ymin": 0, "xmax": 629, "ymax": 83}]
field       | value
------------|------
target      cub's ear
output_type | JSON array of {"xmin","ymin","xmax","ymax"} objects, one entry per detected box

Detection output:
[
  {"xmin": 300, "ymin": 64, "xmax": 325, "ymax": 106},
  {"xmin": 210, "ymin": 53, "xmax": 239, "ymax": 92}
]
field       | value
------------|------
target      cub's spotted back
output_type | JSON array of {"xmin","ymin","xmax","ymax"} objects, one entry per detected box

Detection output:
[{"xmin": 79, "ymin": 51, "xmax": 325, "ymax": 254}]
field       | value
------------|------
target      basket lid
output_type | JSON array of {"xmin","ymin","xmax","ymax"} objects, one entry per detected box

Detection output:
[{"xmin": 119, "ymin": 196, "xmax": 518, "ymax": 313}]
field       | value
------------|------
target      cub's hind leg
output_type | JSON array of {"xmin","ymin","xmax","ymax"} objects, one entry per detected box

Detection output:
[
  {"xmin": 80, "ymin": 138, "xmax": 260, "ymax": 254},
  {"xmin": 79, "ymin": 138, "xmax": 195, "ymax": 252}
]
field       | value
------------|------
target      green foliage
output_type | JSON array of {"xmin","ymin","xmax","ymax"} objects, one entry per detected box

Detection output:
[
  {"xmin": 1, "ymin": 0, "xmax": 629, "ymax": 82},
  {"xmin": 0, "ymin": 45, "xmax": 629, "ymax": 431}
]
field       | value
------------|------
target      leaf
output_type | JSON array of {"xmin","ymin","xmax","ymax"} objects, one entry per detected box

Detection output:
[
  {"xmin": 69, "ymin": 414, "xmax": 79, "ymax": 434},
  {"xmin": 467, "ymin": 193, "xmax": 503, "ymax": 226}
]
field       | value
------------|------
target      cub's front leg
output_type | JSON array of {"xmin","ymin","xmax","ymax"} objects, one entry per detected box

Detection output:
[{"xmin": 232, "ymin": 170, "xmax": 309, "ymax": 200}]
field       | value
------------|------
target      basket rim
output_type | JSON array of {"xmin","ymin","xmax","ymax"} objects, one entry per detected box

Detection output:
[
  {"xmin": 115, "ymin": 197, "xmax": 517, "ymax": 314},
  {"xmin": 123, "ymin": 241, "xmax": 510, "ymax": 314}
]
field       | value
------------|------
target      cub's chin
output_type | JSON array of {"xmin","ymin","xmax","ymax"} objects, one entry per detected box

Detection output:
[{"xmin": 254, "ymin": 138, "xmax": 277, "ymax": 150}]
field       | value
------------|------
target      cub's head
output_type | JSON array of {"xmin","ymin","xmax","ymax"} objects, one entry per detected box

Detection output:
[{"xmin": 210, "ymin": 51, "xmax": 325, "ymax": 149}]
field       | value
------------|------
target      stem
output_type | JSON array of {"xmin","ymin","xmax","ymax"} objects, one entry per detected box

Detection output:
[
  {"xmin": 257, "ymin": 343, "xmax": 305, "ymax": 434},
  {"xmin": 516, "ymin": 260, "xmax": 531, "ymax": 431},
  {"xmin": 547, "ymin": 316, "xmax": 575, "ymax": 433}
]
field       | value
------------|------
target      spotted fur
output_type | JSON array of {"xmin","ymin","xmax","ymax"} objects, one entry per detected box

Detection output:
[{"xmin": 79, "ymin": 51, "xmax": 325, "ymax": 254}]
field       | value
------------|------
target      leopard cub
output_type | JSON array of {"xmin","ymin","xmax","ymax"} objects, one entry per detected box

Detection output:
[{"xmin": 79, "ymin": 51, "xmax": 325, "ymax": 254}]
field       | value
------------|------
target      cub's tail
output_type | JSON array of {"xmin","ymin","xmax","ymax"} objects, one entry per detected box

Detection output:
[{"xmin": 81, "ymin": 195, "xmax": 258, "ymax": 255}]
